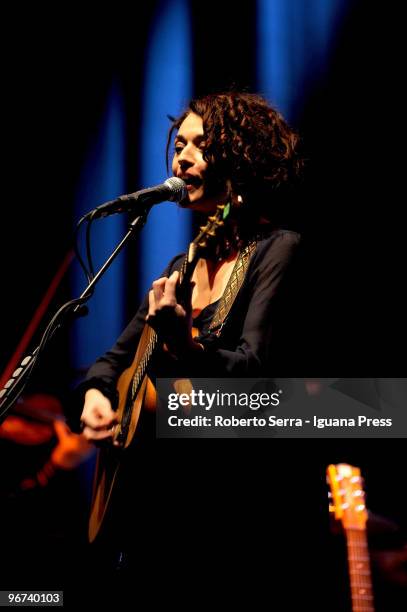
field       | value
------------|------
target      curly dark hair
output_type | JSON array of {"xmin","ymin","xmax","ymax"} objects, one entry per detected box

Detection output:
[{"xmin": 167, "ymin": 92, "xmax": 304, "ymax": 220}]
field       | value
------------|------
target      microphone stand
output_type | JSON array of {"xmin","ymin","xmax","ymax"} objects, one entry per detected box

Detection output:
[{"xmin": 0, "ymin": 210, "xmax": 150, "ymax": 424}]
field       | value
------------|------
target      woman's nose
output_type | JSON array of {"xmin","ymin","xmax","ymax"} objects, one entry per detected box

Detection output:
[
  {"xmin": 177, "ymin": 144, "xmax": 194, "ymax": 166},
  {"xmin": 178, "ymin": 157, "xmax": 193, "ymax": 170}
]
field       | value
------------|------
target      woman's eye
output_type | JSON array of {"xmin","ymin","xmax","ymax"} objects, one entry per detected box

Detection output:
[{"xmin": 174, "ymin": 146, "xmax": 184, "ymax": 155}]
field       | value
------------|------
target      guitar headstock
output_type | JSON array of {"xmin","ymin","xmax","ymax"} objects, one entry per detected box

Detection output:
[
  {"xmin": 327, "ymin": 463, "xmax": 368, "ymax": 531},
  {"xmin": 183, "ymin": 203, "xmax": 230, "ymax": 277},
  {"xmin": 195, "ymin": 203, "xmax": 230, "ymax": 250}
]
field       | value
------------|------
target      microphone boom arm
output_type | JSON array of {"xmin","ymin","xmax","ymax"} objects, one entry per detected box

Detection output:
[{"xmin": 0, "ymin": 210, "xmax": 150, "ymax": 423}]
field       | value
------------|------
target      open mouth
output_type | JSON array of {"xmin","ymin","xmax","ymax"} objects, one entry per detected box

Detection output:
[{"xmin": 181, "ymin": 176, "xmax": 203, "ymax": 190}]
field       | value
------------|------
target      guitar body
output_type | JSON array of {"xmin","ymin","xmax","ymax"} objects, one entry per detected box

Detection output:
[
  {"xmin": 88, "ymin": 206, "xmax": 227, "ymax": 543},
  {"xmin": 115, "ymin": 325, "xmax": 157, "ymax": 447},
  {"xmin": 88, "ymin": 325, "xmax": 156, "ymax": 542}
]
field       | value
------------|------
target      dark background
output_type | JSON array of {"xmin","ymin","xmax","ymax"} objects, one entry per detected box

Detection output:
[{"xmin": 0, "ymin": 2, "xmax": 406, "ymax": 609}]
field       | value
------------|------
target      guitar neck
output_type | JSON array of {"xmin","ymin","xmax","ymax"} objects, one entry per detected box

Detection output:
[
  {"xmin": 129, "ymin": 250, "xmax": 194, "ymax": 398},
  {"xmin": 131, "ymin": 205, "xmax": 228, "ymax": 394},
  {"xmin": 345, "ymin": 528, "xmax": 375, "ymax": 612},
  {"xmin": 327, "ymin": 463, "xmax": 375, "ymax": 612}
]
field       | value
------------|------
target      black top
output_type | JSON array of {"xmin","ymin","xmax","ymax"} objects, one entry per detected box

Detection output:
[{"xmin": 74, "ymin": 228, "xmax": 301, "ymax": 414}]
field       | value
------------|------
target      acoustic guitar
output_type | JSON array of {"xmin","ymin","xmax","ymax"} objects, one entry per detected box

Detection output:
[
  {"xmin": 88, "ymin": 204, "xmax": 229, "ymax": 541},
  {"xmin": 327, "ymin": 463, "xmax": 375, "ymax": 612}
]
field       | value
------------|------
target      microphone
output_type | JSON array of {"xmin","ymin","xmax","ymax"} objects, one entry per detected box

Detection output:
[{"xmin": 90, "ymin": 177, "xmax": 188, "ymax": 219}]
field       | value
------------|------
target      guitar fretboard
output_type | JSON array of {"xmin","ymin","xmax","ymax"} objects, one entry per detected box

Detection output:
[{"xmin": 346, "ymin": 529, "xmax": 374, "ymax": 612}]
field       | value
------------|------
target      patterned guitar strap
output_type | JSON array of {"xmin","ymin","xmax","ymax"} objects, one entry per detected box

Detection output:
[
  {"xmin": 207, "ymin": 239, "xmax": 257, "ymax": 337},
  {"xmin": 172, "ymin": 240, "xmax": 257, "ymax": 399}
]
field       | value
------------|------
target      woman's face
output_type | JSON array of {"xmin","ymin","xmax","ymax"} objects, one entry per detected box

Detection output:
[{"xmin": 172, "ymin": 112, "xmax": 227, "ymax": 213}]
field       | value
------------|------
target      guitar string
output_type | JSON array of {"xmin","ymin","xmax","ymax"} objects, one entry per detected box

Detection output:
[{"xmin": 347, "ymin": 529, "xmax": 374, "ymax": 610}]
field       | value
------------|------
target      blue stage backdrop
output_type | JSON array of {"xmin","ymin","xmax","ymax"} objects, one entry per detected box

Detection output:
[
  {"xmin": 138, "ymin": 0, "xmax": 193, "ymax": 300},
  {"xmin": 70, "ymin": 83, "xmax": 126, "ymax": 372},
  {"xmin": 257, "ymin": 0, "xmax": 351, "ymax": 120}
]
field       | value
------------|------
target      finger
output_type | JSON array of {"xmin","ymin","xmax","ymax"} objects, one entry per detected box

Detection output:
[
  {"xmin": 158, "ymin": 272, "xmax": 178, "ymax": 307},
  {"xmin": 82, "ymin": 425, "xmax": 116, "ymax": 442},
  {"xmin": 152, "ymin": 277, "xmax": 167, "ymax": 303},
  {"xmin": 85, "ymin": 420, "xmax": 117, "ymax": 432},
  {"xmin": 147, "ymin": 289, "xmax": 156, "ymax": 320},
  {"xmin": 174, "ymin": 303, "xmax": 187, "ymax": 317},
  {"xmin": 165, "ymin": 271, "xmax": 179, "ymax": 296},
  {"xmin": 82, "ymin": 410, "xmax": 117, "ymax": 431}
]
